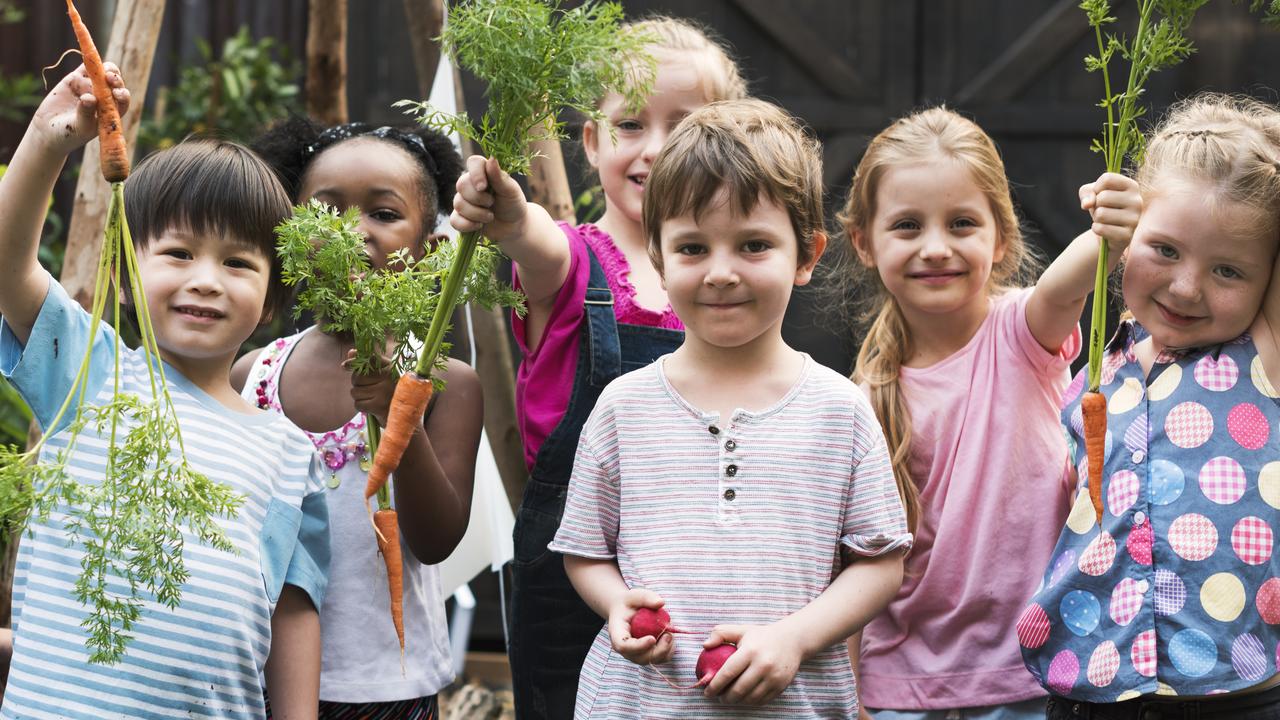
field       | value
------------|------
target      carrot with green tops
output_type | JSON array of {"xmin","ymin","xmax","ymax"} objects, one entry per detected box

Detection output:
[
  {"xmin": 1078, "ymin": 1, "xmax": 1207, "ymax": 527},
  {"xmin": 373, "ymin": 508, "xmax": 405, "ymax": 656},
  {"xmin": 65, "ymin": 0, "xmax": 130, "ymax": 183},
  {"xmin": 1081, "ymin": 391, "xmax": 1106, "ymax": 524}
]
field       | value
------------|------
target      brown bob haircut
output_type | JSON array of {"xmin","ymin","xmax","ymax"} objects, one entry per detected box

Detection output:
[
  {"xmin": 123, "ymin": 138, "xmax": 293, "ymax": 319},
  {"xmin": 642, "ymin": 98, "xmax": 824, "ymax": 272}
]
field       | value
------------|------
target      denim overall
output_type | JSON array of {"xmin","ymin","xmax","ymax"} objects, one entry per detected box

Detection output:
[{"xmin": 508, "ymin": 245, "xmax": 683, "ymax": 720}]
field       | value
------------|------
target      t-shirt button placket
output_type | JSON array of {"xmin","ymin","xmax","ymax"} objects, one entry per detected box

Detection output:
[{"xmin": 721, "ymin": 432, "xmax": 739, "ymax": 504}]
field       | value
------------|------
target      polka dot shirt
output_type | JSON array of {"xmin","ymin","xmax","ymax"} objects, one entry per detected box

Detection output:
[{"xmin": 1020, "ymin": 321, "xmax": 1280, "ymax": 700}]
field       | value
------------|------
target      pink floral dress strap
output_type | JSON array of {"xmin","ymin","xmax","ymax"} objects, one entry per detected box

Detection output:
[{"xmin": 248, "ymin": 328, "xmax": 370, "ymax": 489}]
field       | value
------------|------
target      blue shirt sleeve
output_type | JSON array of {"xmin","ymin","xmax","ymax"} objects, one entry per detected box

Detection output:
[
  {"xmin": 284, "ymin": 489, "xmax": 331, "ymax": 611},
  {"xmin": 0, "ymin": 277, "xmax": 114, "ymax": 436}
]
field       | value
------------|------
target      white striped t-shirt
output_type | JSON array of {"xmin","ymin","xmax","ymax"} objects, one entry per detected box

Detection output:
[
  {"xmin": 550, "ymin": 354, "xmax": 910, "ymax": 719},
  {"xmin": 0, "ymin": 279, "xmax": 329, "ymax": 720}
]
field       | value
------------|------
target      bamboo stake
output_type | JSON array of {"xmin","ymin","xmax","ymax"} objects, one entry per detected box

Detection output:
[
  {"xmin": 403, "ymin": 0, "xmax": 445, "ymax": 102},
  {"xmin": 306, "ymin": 0, "xmax": 348, "ymax": 126}
]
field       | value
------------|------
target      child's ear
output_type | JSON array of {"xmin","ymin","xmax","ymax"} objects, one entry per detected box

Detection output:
[
  {"xmin": 258, "ymin": 304, "xmax": 274, "ymax": 326},
  {"xmin": 992, "ymin": 231, "xmax": 1007, "ymax": 266},
  {"xmin": 582, "ymin": 120, "xmax": 601, "ymax": 169},
  {"xmin": 795, "ymin": 231, "xmax": 828, "ymax": 287},
  {"xmin": 850, "ymin": 228, "xmax": 875, "ymax": 268}
]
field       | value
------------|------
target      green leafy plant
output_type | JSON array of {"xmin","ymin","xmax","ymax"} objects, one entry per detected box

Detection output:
[
  {"xmin": 276, "ymin": 199, "xmax": 522, "ymax": 524},
  {"xmin": 140, "ymin": 27, "xmax": 300, "ymax": 150},
  {"xmin": 0, "ymin": 73, "xmax": 42, "ymax": 124},
  {"xmin": 575, "ymin": 184, "xmax": 606, "ymax": 225},
  {"xmin": 1080, "ymin": 0, "xmax": 1208, "ymax": 389},
  {"xmin": 398, "ymin": 0, "xmax": 652, "ymax": 177},
  {"xmin": 276, "ymin": 199, "xmax": 523, "ymax": 377},
  {"xmin": 0, "ymin": 1, "xmax": 22, "ymax": 24},
  {"xmin": 1242, "ymin": 0, "xmax": 1280, "ymax": 24},
  {"xmin": 0, "ymin": 4, "xmax": 39, "ymax": 126}
]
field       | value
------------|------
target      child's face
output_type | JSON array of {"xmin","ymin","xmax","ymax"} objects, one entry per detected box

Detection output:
[
  {"xmin": 856, "ymin": 159, "xmax": 1004, "ymax": 323},
  {"xmin": 136, "ymin": 226, "xmax": 272, "ymax": 368},
  {"xmin": 584, "ymin": 48, "xmax": 711, "ymax": 227},
  {"xmin": 659, "ymin": 191, "xmax": 822, "ymax": 352},
  {"xmin": 299, "ymin": 138, "xmax": 429, "ymax": 269},
  {"xmin": 1122, "ymin": 186, "xmax": 1278, "ymax": 351}
]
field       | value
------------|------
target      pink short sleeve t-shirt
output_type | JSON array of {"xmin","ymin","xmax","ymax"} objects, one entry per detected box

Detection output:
[
  {"xmin": 512, "ymin": 223, "xmax": 681, "ymax": 471},
  {"xmin": 859, "ymin": 288, "xmax": 1081, "ymax": 710}
]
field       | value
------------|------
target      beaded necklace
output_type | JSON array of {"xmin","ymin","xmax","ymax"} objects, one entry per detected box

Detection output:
[{"xmin": 253, "ymin": 334, "xmax": 371, "ymax": 489}]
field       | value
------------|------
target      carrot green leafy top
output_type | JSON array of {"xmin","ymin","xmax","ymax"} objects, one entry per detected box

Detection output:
[{"xmin": 396, "ymin": 0, "xmax": 655, "ymax": 175}]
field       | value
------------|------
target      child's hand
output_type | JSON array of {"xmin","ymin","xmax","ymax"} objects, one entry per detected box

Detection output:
[
  {"xmin": 344, "ymin": 348, "xmax": 404, "ymax": 429},
  {"xmin": 606, "ymin": 588, "xmax": 675, "ymax": 666},
  {"xmin": 451, "ymin": 155, "xmax": 529, "ymax": 245},
  {"xmin": 31, "ymin": 63, "xmax": 130, "ymax": 157},
  {"xmin": 702, "ymin": 623, "xmax": 803, "ymax": 706},
  {"xmin": 1079, "ymin": 172, "xmax": 1141, "ymax": 254}
]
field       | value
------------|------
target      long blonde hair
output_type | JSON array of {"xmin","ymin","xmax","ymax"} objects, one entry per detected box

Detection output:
[{"xmin": 838, "ymin": 108, "xmax": 1031, "ymax": 533}]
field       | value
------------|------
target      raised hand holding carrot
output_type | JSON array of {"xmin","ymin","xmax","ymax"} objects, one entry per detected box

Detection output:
[
  {"xmin": 1076, "ymin": 173, "xmax": 1142, "ymax": 524},
  {"xmin": 30, "ymin": 62, "xmax": 129, "ymax": 162}
]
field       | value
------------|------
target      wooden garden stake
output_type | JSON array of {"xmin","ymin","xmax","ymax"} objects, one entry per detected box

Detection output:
[{"xmin": 306, "ymin": 0, "xmax": 348, "ymax": 126}]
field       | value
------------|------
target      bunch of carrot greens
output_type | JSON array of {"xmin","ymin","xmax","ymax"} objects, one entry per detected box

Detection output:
[
  {"xmin": 0, "ymin": 0, "xmax": 242, "ymax": 664},
  {"xmin": 317, "ymin": 0, "xmax": 653, "ymax": 653},
  {"xmin": 1078, "ymin": 0, "xmax": 1207, "ymax": 525}
]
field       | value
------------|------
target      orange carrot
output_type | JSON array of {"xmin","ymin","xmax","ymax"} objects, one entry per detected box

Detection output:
[
  {"xmin": 374, "ymin": 508, "xmax": 405, "ymax": 655},
  {"xmin": 65, "ymin": 0, "xmax": 129, "ymax": 183},
  {"xmin": 364, "ymin": 373, "xmax": 433, "ymax": 501},
  {"xmin": 1081, "ymin": 390, "xmax": 1107, "ymax": 525}
]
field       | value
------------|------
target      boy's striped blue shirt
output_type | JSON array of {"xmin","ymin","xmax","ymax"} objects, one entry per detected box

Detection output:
[{"xmin": 0, "ymin": 278, "xmax": 329, "ymax": 719}]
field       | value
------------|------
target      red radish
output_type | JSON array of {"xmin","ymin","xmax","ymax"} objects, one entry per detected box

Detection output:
[
  {"xmin": 630, "ymin": 607, "xmax": 687, "ymax": 639},
  {"xmin": 695, "ymin": 643, "xmax": 737, "ymax": 685}
]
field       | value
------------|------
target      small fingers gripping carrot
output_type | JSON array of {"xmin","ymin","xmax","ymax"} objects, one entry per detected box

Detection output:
[
  {"xmin": 65, "ymin": 0, "xmax": 129, "ymax": 183},
  {"xmin": 1081, "ymin": 391, "xmax": 1106, "ymax": 525}
]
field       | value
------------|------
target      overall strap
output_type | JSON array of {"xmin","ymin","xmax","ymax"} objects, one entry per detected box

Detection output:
[
  {"xmin": 528, "ymin": 242, "xmax": 623, "ymax": 482},
  {"xmin": 583, "ymin": 243, "xmax": 622, "ymax": 388}
]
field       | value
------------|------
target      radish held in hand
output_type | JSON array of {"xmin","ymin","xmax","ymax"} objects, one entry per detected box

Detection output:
[
  {"xmin": 630, "ymin": 607, "xmax": 687, "ymax": 640},
  {"xmin": 695, "ymin": 643, "xmax": 737, "ymax": 685}
]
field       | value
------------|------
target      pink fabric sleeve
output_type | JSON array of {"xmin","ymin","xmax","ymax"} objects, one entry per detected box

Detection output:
[
  {"xmin": 512, "ymin": 223, "xmax": 591, "ymax": 471},
  {"xmin": 1004, "ymin": 287, "xmax": 1083, "ymax": 374}
]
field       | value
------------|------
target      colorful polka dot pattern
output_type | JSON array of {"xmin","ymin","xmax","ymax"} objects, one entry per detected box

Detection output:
[{"xmin": 1021, "ymin": 324, "xmax": 1280, "ymax": 701}]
